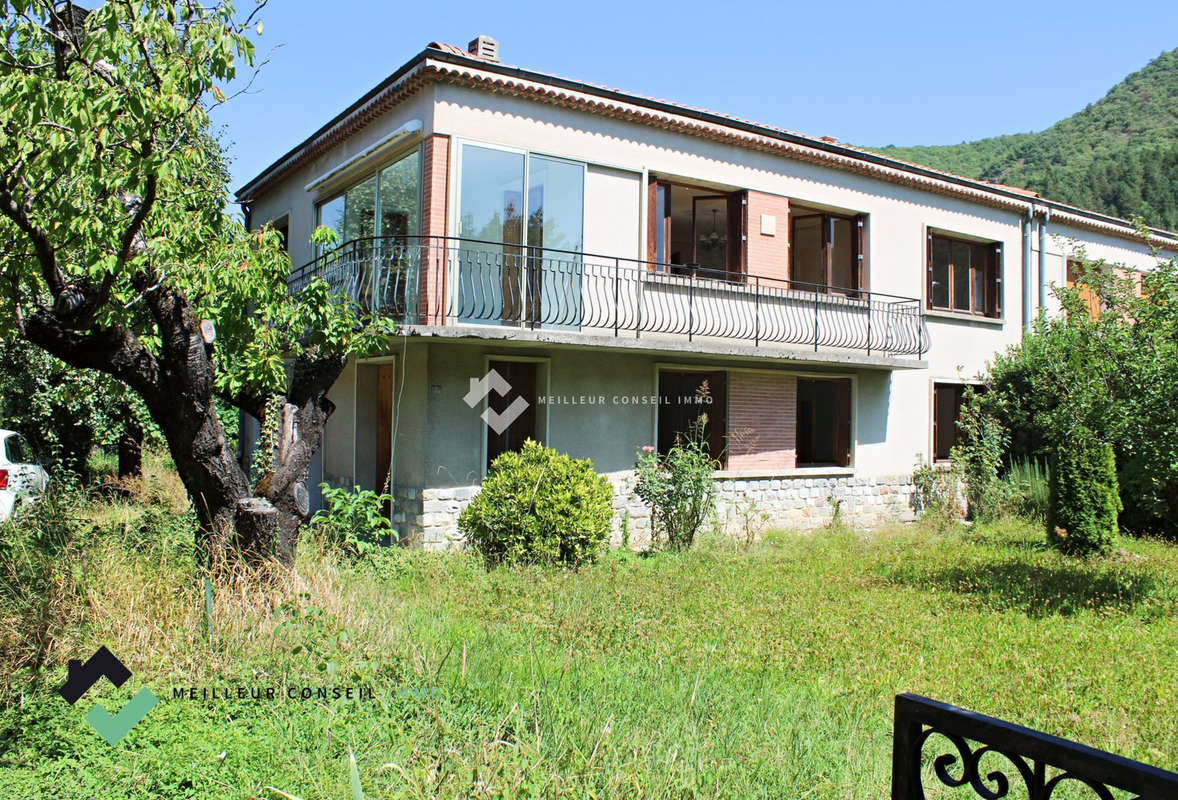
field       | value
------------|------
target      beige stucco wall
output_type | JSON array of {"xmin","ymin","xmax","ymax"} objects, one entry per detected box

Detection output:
[{"xmin": 245, "ymin": 72, "xmax": 1172, "ymax": 514}]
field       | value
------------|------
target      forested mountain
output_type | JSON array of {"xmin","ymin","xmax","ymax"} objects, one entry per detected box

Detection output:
[{"xmin": 872, "ymin": 48, "xmax": 1178, "ymax": 231}]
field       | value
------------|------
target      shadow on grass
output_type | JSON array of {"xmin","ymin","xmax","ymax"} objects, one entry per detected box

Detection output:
[{"xmin": 886, "ymin": 558, "xmax": 1167, "ymax": 618}]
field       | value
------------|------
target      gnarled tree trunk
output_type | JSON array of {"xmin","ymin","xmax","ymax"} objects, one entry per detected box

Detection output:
[{"xmin": 23, "ymin": 279, "xmax": 343, "ymax": 567}]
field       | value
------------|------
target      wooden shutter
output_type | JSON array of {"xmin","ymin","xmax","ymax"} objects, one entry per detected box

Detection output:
[
  {"xmin": 646, "ymin": 176, "xmax": 659, "ymax": 266},
  {"xmin": 926, "ymin": 230, "xmax": 934, "ymax": 310},
  {"xmin": 706, "ymin": 370, "xmax": 728, "ymax": 468},
  {"xmin": 727, "ymin": 191, "xmax": 746, "ymax": 280},
  {"xmin": 931, "ymin": 384, "xmax": 941, "ymax": 462},
  {"xmin": 833, "ymin": 378, "xmax": 852, "ymax": 467},
  {"xmin": 856, "ymin": 215, "xmax": 868, "ymax": 292},
  {"xmin": 990, "ymin": 244, "xmax": 1002, "ymax": 317}
]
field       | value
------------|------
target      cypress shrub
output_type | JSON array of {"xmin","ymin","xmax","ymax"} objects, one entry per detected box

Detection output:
[{"xmin": 1047, "ymin": 434, "xmax": 1121, "ymax": 556}]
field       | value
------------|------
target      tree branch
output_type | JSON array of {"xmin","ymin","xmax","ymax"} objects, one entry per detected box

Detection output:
[{"xmin": 0, "ymin": 175, "xmax": 64, "ymax": 295}]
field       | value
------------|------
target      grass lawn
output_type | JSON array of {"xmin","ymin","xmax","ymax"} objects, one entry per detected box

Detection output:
[{"xmin": 3, "ymin": 501, "xmax": 1177, "ymax": 799}]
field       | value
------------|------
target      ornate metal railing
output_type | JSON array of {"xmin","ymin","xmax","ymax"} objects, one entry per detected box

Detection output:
[
  {"xmin": 289, "ymin": 235, "xmax": 929, "ymax": 358},
  {"xmin": 892, "ymin": 693, "xmax": 1178, "ymax": 799}
]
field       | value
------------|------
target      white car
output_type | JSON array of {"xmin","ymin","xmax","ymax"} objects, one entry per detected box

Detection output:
[{"xmin": 0, "ymin": 430, "xmax": 49, "ymax": 521}]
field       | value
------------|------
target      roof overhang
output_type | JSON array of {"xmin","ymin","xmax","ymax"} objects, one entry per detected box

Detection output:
[{"xmin": 235, "ymin": 47, "xmax": 1178, "ymax": 252}]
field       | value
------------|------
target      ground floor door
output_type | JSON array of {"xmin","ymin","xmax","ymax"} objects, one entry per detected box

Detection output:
[
  {"xmin": 486, "ymin": 359, "xmax": 539, "ymax": 470},
  {"xmin": 376, "ymin": 363, "xmax": 394, "ymax": 517}
]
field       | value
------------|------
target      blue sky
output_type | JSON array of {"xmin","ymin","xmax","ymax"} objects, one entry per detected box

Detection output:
[{"xmin": 213, "ymin": 0, "xmax": 1178, "ymax": 194}]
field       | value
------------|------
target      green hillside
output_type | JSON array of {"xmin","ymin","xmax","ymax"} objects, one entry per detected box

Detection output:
[{"xmin": 873, "ymin": 48, "xmax": 1178, "ymax": 231}]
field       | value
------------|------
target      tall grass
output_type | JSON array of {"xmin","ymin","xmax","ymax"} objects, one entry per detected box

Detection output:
[
  {"xmin": 1005, "ymin": 457, "xmax": 1051, "ymax": 522},
  {"xmin": 3, "ymin": 464, "xmax": 1178, "ymax": 798}
]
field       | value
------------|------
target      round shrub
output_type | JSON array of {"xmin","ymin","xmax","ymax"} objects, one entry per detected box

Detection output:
[
  {"xmin": 459, "ymin": 440, "xmax": 613, "ymax": 566},
  {"xmin": 1047, "ymin": 433, "xmax": 1121, "ymax": 556}
]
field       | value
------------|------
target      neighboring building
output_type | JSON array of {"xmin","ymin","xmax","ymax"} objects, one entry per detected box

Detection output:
[{"xmin": 235, "ymin": 37, "xmax": 1178, "ymax": 549}]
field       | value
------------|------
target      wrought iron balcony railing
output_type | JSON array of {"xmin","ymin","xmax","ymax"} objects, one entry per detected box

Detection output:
[
  {"xmin": 289, "ymin": 235, "xmax": 929, "ymax": 358},
  {"xmin": 892, "ymin": 693, "xmax": 1178, "ymax": 799}
]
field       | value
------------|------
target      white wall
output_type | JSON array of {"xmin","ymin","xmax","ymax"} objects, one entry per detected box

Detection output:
[
  {"xmin": 250, "ymin": 77, "xmax": 1170, "ymax": 482},
  {"xmin": 583, "ymin": 165, "xmax": 642, "ymax": 258}
]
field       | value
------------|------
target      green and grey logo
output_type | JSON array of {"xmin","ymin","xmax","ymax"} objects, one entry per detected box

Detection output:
[{"xmin": 59, "ymin": 646, "xmax": 158, "ymax": 746}]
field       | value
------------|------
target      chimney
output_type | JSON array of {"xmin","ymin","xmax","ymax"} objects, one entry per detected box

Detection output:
[{"xmin": 468, "ymin": 35, "xmax": 499, "ymax": 62}]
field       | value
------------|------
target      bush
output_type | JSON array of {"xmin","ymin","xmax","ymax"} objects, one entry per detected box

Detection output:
[
  {"xmin": 912, "ymin": 462, "xmax": 962, "ymax": 529},
  {"xmin": 633, "ymin": 427, "xmax": 718, "ymax": 551},
  {"xmin": 1048, "ymin": 433, "xmax": 1121, "ymax": 556},
  {"xmin": 951, "ymin": 392, "xmax": 1011, "ymax": 522},
  {"xmin": 976, "ymin": 252, "xmax": 1178, "ymax": 536},
  {"xmin": 311, "ymin": 483, "xmax": 396, "ymax": 559},
  {"xmin": 459, "ymin": 440, "xmax": 613, "ymax": 566}
]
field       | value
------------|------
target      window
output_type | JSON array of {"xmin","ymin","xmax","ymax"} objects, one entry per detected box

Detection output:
[
  {"xmin": 269, "ymin": 216, "xmax": 289, "ymax": 253},
  {"xmin": 931, "ymin": 383, "xmax": 981, "ymax": 462},
  {"xmin": 1065, "ymin": 259, "xmax": 1101, "ymax": 319},
  {"xmin": 455, "ymin": 144, "xmax": 585, "ymax": 326},
  {"xmin": 790, "ymin": 209, "xmax": 865, "ymax": 293},
  {"xmin": 927, "ymin": 232, "xmax": 1001, "ymax": 317},
  {"xmin": 648, "ymin": 180, "xmax": 745, "ymax": 279},
  {"xmin": 4, "ymin": 434, "xmax": 26, "ymax": 464},
  {"xmin": 796, "ymin": 378, "xmax": 852, "ymax": 467},
  {"xmin": 657, "ymin": 370, "xmax": 727, "ymax": 466},
  {"xmin": 315, "ymin": 147, "xmax": 421, "ymax": 247}
]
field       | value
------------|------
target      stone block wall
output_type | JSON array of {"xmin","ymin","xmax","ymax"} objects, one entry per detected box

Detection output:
[{"xmin": 395, "ymin": 471, "xmax": 917, "ymax": 552}]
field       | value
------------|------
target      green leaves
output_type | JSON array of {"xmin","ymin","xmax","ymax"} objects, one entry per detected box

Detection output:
[
  {"xmin": 460, "ymin": 441, "xmax": 614, "ymax": 566},
  {"xmin": 981, "ymin": 250, "xmax": 1178, "ymax": 537},
  {"xmin": 633, "ymin": 428, "xmax": 718, "ymax": 552},
  {"xmin": 1, "ymin": 2, "xmax": 387, "ymax": 406}
]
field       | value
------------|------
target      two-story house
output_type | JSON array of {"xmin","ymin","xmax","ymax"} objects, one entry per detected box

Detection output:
[{"xmin": 236, "ymin": 36, "xmax": 1178, "ymax": 549}]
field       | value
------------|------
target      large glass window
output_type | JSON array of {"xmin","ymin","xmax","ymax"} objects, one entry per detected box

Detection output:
[
  {"xmin": 380, "ymin": 148, "xmax": 420, "ymax": 239},
  {"xmin": 648, "ymin": 181, "xmax": 743, "ymax": 279},
  {"xmin": 455, "ymin": 144, "xmax": 584, "ymax": 326},
  {"xmin": 928, "ymin": 232, "xmax": 1001, "ymax": 317},
  {"xmin": 315, "ymin": 147, "xmax": 421, "ymax": 246},
  {"xmin": 342, "ymin": 176, "xmax": 377, "ymax": 244},
  {"xmin": 457, "ymin": 146, "xmax": 525, "ymax": 245}
]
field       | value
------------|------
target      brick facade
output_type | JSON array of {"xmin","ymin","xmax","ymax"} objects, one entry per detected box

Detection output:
[
  {"xmin": 745, "ymin": 191, "xmax": 790, "ymax": 283},
  {"xmin": 419, "ymin": 134, "xmax": 450, "ymax": 323},
  {"xmin": 726, "ymin": 371, "xmax": 797, "ymax": 471}
]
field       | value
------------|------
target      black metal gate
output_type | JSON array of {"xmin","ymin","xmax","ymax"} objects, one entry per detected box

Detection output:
[{"xmin": 892, "ymin": 693, "xmax": 1178, "ymax": 799}]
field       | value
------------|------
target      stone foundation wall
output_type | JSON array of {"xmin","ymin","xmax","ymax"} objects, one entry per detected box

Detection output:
[{"xmin": 395, "ymin": 472, "xmax": 917, "ymax": 552}]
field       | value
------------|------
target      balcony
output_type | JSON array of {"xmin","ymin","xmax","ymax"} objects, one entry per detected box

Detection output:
[{"xmin": 289, "ymin": 236, "xmax": 929, "ymax": 359}]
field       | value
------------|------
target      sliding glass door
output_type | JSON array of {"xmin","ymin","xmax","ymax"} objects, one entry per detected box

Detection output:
[
  {"xmin": 527, "ymin": 155, "xmax": 583, "ymax": 329},
  {"xmin": 455, "ymin": 143, "xmax": 584, "ymax": 327},
  {"xmin": 455, "ymin": 145, "xmax": 524, "ymax": 324}
]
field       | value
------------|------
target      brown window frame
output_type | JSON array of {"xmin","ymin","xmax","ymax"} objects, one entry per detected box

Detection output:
[
  {"xmin": 789, "ymin": 211, "xmax": 867, "ymax": 294},
  {"xmin": 795, "ymin": 377, "xmax": 853, "ymax": 468},
  {"xmin": 926, "ymin": 232, "xmax": 1002, "ymax": 318},
  {"xmin": 932, "ymin": 383, "xmax": 966, "ymax": 462},
  {"xmin": 647, "ymin": 178, "xmax": 747, "ymax": 282},
  {"xmin": 656, "ymin": 369, "xmax": 728, "ymax": 467}
]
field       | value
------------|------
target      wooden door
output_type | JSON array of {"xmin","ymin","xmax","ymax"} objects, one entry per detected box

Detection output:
[
  {"xmin": 376, "ymin": 363, "xmax": 394, "ymax": 507},
  {"xmin": 485, "ymin": 360, "xmax": 538, "ymax": 470}
]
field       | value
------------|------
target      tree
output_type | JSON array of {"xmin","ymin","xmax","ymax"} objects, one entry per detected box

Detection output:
[
  {"xmin": 976, "ymin": 239, "xmax": 1178, "ymax": 537},
  {"xmin": 0, "ymin": 338, "xmax": 126, "ymax": 479},
  {"xmin": 0, "ymin": 1, "xmax": 389, "ymax": 564}
]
